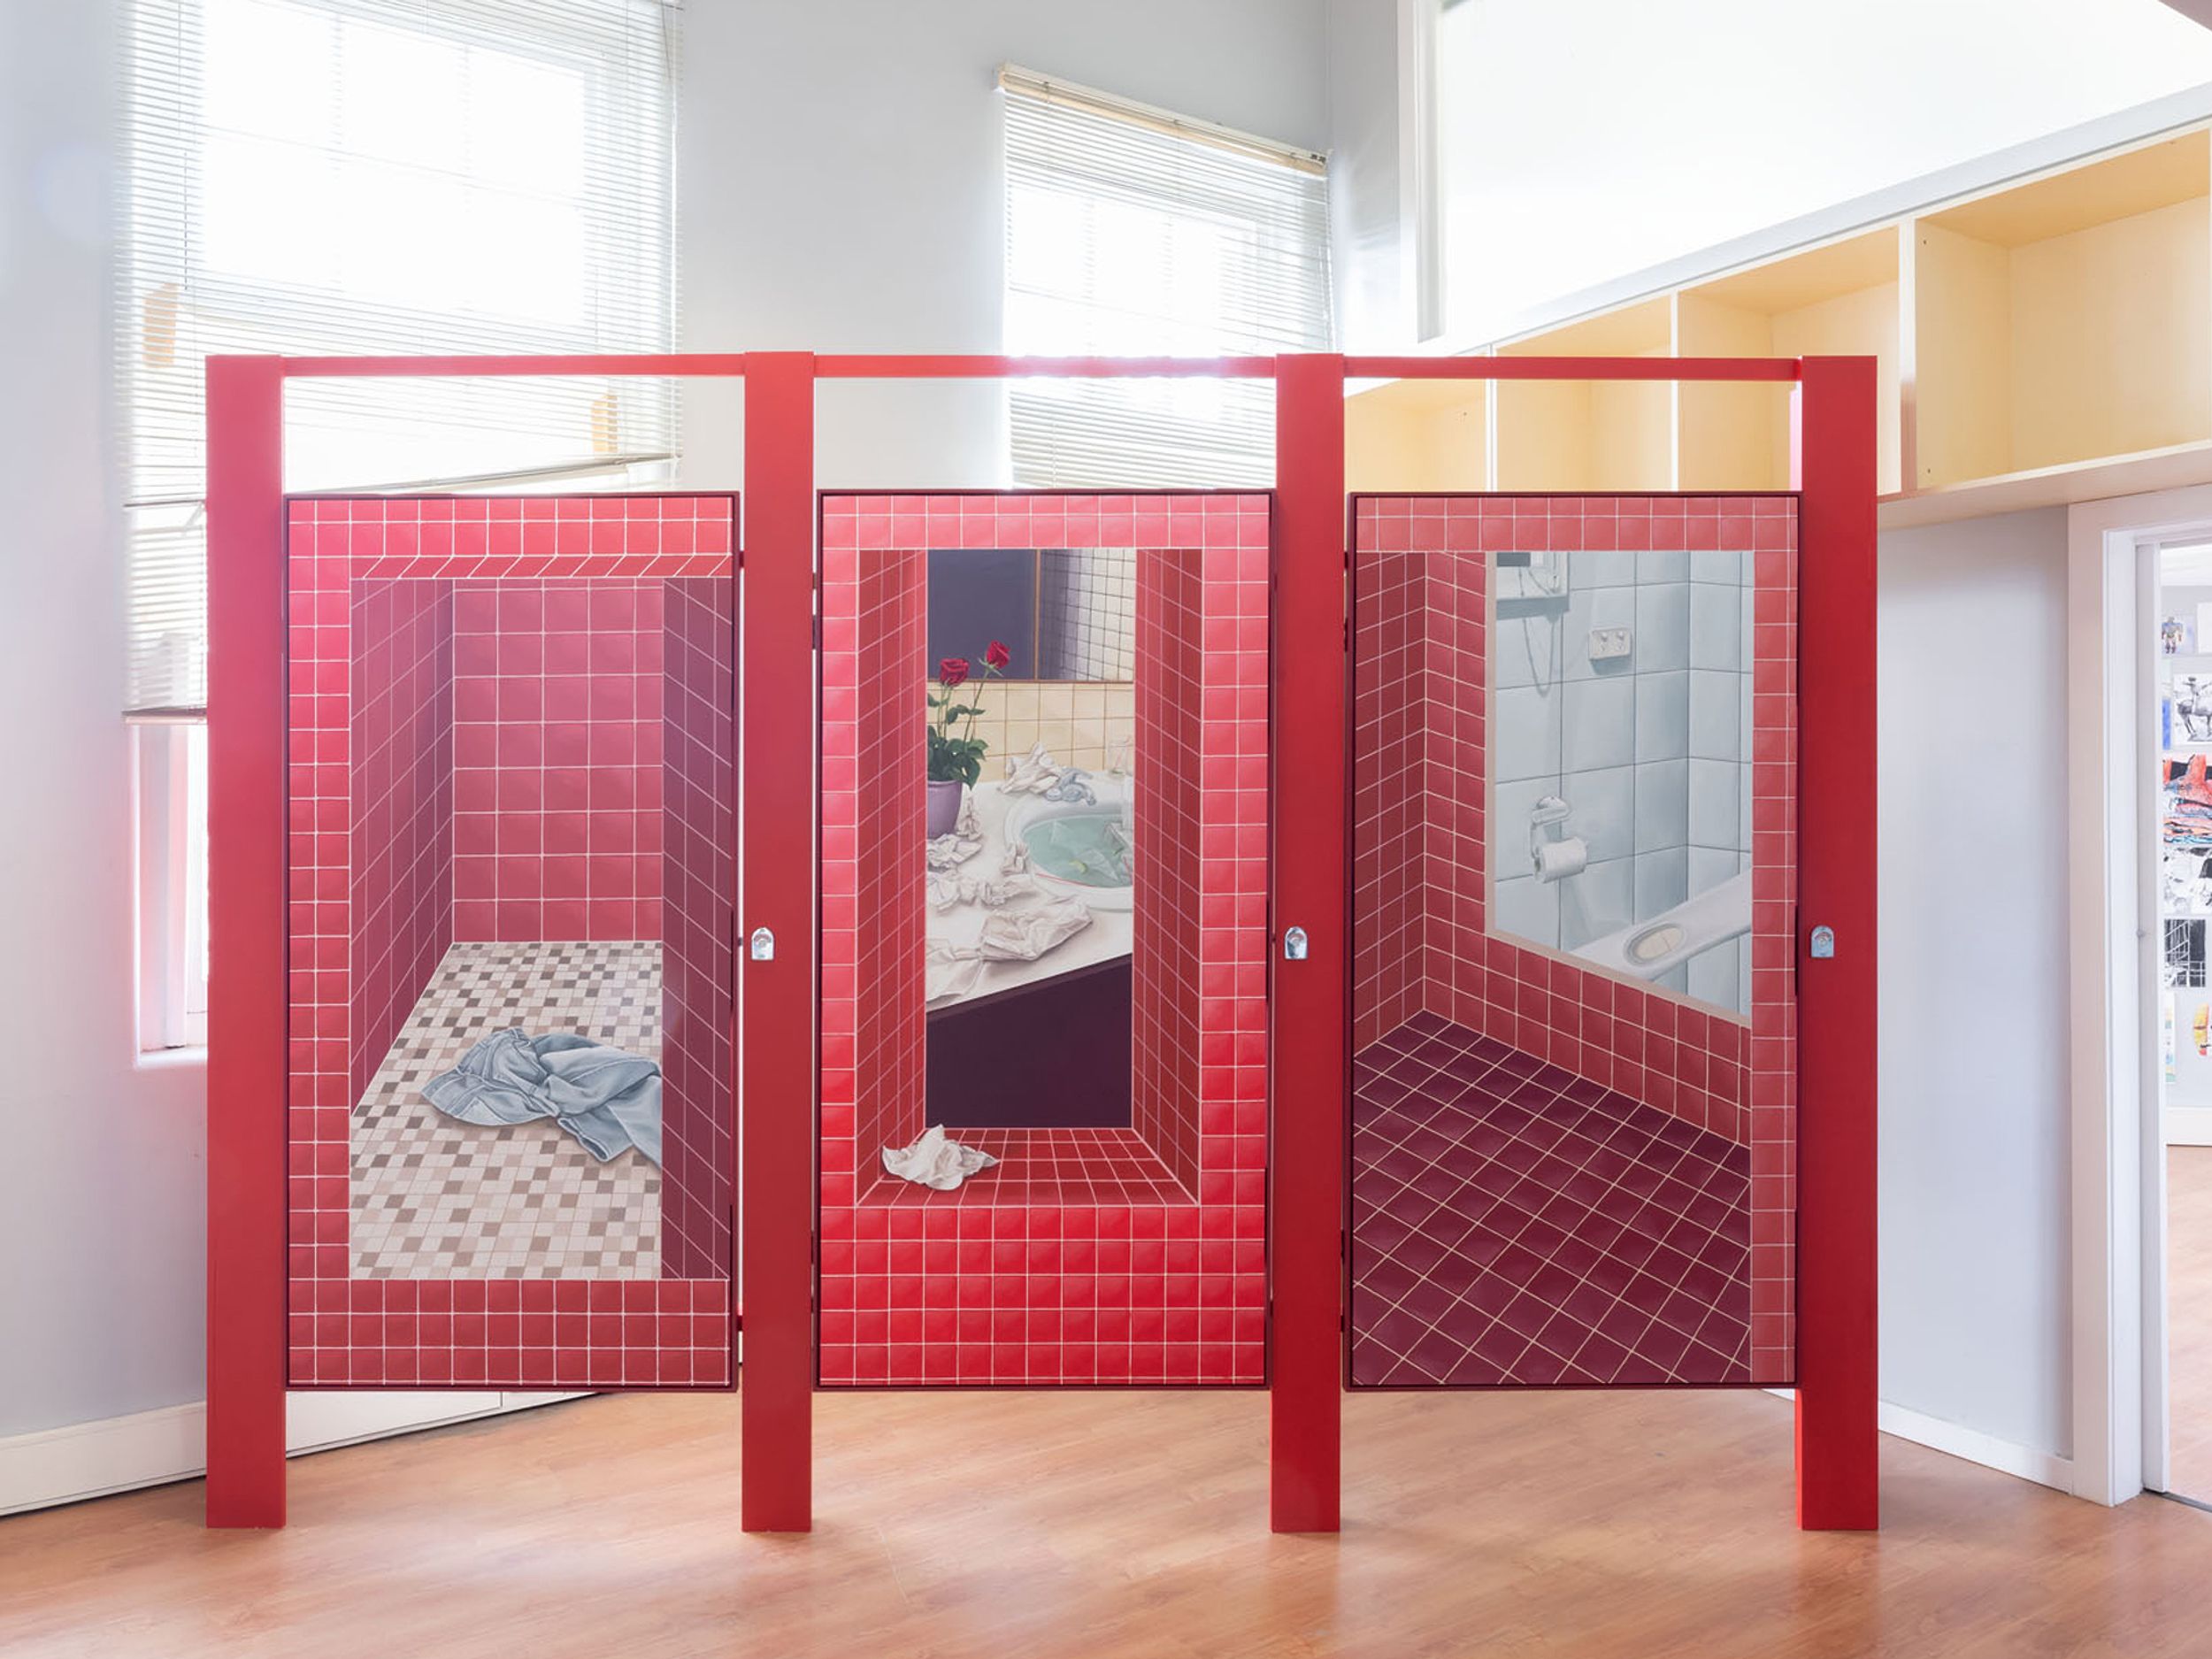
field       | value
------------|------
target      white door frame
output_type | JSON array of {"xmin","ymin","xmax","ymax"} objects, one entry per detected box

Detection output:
[{"xmin": 2067, "ymin": 483, "xmax": 2212, "ymax": 1504}]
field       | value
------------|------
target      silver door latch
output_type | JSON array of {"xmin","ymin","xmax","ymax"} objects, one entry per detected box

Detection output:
[
  {"xmin": 749, "ymin": 926, "xmax": 775, "ymax": 962},
  {"xmin": 1808, "ymin": 925, "xmax": 1835, "ymax": 960},
  {"xmin": 1283, "ymin": 926, "xmax": 1309, "ymax": 962}
]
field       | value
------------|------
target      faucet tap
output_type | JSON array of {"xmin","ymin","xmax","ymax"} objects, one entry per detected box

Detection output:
[{"xmin": 1044, "ymin": 766, "xmax": 1095, "ymax": 805}]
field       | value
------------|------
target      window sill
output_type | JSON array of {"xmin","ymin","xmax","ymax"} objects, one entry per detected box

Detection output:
[{"xmin": 135, "ymin": 1044, "xmax": 207, "ymax": 1073}]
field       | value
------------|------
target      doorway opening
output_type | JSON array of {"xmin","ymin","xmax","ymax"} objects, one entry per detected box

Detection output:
[{"xmin": 2150, "ymin": 534, "xmax": 2212, "ymax": 1501}]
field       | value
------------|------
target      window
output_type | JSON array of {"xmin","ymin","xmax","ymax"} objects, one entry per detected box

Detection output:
[
  {"xmin": 135, "ymin": 723, "xmax": 209, "ymax": 1051},
  {"xmin": 119, "ymin": 0, "xmax": 677, "ymax": 1048},
  {"xmin": 119, "ymin": 0, "xmax": 679, "ymax": 716},
  {"xmin": 1000, "ymin": 65, "xmax": 1333, "ymax": 488}
]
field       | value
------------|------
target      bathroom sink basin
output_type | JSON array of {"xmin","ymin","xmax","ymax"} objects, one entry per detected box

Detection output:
[{"xmin": 1005, "ymin": 798, "xmax": 1135, "ymax": 910}]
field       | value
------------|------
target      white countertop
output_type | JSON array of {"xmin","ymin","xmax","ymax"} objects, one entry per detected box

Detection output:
[{"xmin": 926, "ymin": 780, "xmax": 1133, "ymax": 1012}]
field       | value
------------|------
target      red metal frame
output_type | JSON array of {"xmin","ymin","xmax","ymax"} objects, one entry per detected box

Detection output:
[
  {"xmin": 204, "ymin": 348, "xmax": 1875, "ymax": 1537},
  {"xmin": 740, "ymin": 354, "xmax": 818, "ymax": 1531},
  {"xmin": 1791, "ymin": 357, "xmax": 1882, "ymax": 1528},
  {"xmin": 1271, "ymin": 357, "xmax": 1347, "ymax": 1529},
  {"xmin": 205, "ymin": 354, "xmax": 288, "ymax": 1527}
]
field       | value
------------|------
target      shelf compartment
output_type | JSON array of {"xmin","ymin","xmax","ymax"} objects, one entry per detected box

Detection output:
[
  {"xmin": 1914, "ymin": 131, "xmax": 2212, "ymax": 491},
  {"xmin": 1494, "ymin": 297, "xmax": 1674, "ymax": 491},
  {"xmin": 1345, "ymin": 373, "xmax": 1491, "ymax": 493},
  {"xmin": 1675, "ymin": 228, "xmax": 1903, "ymax": 494}
]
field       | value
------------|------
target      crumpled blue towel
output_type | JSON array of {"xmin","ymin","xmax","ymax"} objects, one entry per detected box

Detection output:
[{"xmin": 422, "ymin": 1028, "xmax": 663, "ymax": 1167}]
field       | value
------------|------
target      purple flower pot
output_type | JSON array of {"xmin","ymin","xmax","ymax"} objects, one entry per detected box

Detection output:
[{"xmin": 926, "ymin": 779, "xmax": 964, "ymax": 838}]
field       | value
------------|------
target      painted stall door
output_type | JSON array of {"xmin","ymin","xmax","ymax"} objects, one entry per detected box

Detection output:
[
  {"xmin": 284, "ymin": 495, "xmax": 738, "ymax": 1388},
  {"xmin": 1347, "ymin": 495, "xmax": 1798, "ymax": 1388},
  {"xmin": 817, "ymin": 493, "xmax": 1271, "ymax": 1387}
]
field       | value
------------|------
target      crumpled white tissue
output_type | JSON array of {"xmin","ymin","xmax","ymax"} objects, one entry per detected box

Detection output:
[
  {"xmin": 924, "ymin": 894, "xmax": 1093, "ymax": 1005},
  {"xmin": 926, "ymin": 795, "xmax": 985, "ymax": 870},
  {"xmin": 881, "ymin": 1124, "xmax": 999, "ymax": 1190},
  {"xmin": 927, "ymin": 867, "xmax": 1035, "ymax": 912},
  {"xmin": 1000, "ymin": 741, "xmax": 1064, "ymax": 795}
]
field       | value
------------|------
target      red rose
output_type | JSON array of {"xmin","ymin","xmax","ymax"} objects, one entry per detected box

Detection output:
[
  {"xmin": 939, "ymin": 657, "xmax": 971, "ymax": 688},
  {"xmin": 984, "ymin": 640, "xmax": 1010, "ymax": 670}
]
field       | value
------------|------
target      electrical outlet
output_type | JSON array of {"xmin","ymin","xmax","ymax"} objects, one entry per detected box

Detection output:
[{"xmin": 1587, "ymin": 626, "xmax": 1632, "ymax": 661}]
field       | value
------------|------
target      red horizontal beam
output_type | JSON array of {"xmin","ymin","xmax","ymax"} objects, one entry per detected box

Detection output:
[
  {"xmin": 1348, "ymin": 355, "xmax": 1801, "ymax": 383},
  {"xmin": 815, "ymin": 354, "xmax": 1280, "ymax": 379},
  {"xmin": 265, "ymin": 352, "xmax": 1805, "ymax": 385},
  {"xmin": 279, "ymin": 354, "xmax": 752, "ymax": 379}
]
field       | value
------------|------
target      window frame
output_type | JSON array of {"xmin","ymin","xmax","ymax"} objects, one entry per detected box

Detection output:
[
  {"xmin": 134, "ymin": 720, "xmax": 209, "ymax": 1054},
  {"xmin": 998, "ymin": 64, "xmax": 1334, "ymax": 488}
]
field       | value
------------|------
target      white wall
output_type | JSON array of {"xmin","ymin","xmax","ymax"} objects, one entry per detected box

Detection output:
[
  {"xmin": 0, "ymin": 0, "xmax": 210, "ymax": 1441},
  {"xmin": 0, "ymin": 0, "xmax": 1331, "ymax": 1454},
  {"xmin": 1324, "ymin": 0, "xmax": 1409, "ymax": 350},
  {"xmin": 1878, "ymin": 509, "xmax": 2074, "ymax": 1466},
  {"xmin": 674, "ymin": 0, "xmax": 1330, "ymax": 490},
  {"xmin": 1432, "ymin": 0, "xmax": 2212, "ymax": 342}
]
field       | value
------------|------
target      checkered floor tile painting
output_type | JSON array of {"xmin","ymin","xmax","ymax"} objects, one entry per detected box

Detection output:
[
  {"xmin": 1349, "ymin": 1012, "xmax": 1752, "ymax": 1387},
  {"xmin": 351, "ymin": 940, "xmax": 663, "ymax": 1279}
]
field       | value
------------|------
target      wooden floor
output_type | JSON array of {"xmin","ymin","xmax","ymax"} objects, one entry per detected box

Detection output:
[
  {"xmin": 2169, "ymin": 1145, "xmax": 2212, "ymax": 1499},
  {"xmin": 4, "ymin": 1385, "xmax": 2210, "ymax": 1657}
]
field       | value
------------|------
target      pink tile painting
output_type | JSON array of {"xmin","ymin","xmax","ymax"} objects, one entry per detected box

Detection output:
[
  {"xmin": 287, "ymin": 495, "xmax": 737, "ymax": 1388},
  {"xmin": 659, "ymin": 575, "xmax": 736, "ymax": 1283},
  {"xmin": 348, "ymin": 577, "xmax": 453, "ymax": 1108},
  {"xmin": 818, "ymin": 493, "xmax": 1270, "ymax": 1388},
  {"xmin": 1348, "ymin": 495, "xmax": 1798, "ymax": 1388},
  {"xmin": 449, "ymin": 577, "xmax": 665, "ymax": 943}
]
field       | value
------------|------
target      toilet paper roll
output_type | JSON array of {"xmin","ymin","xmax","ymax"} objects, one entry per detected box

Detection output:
[{"xmin": 1532, "ymin": 835, "xmax": 1588, "ymax": 884}]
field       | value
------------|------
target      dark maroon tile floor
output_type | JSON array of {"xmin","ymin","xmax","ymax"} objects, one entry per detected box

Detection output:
[{"xmin": 1349, "ymin": 1010, "xmax": 1752, "ymax": 1387}]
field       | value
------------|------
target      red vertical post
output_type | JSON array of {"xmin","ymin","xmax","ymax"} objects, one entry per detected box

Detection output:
[
  {"xmin": 740, "ymin": 352, "xmax": 817, "ymax": 1532},
  {"xmin": 1271, "ymin": 352, "xmax": 1347, "ymax": 1532},
  {"xmin": 204, "ymin": 354, "xmax": 289, "ymax": 1527},
  {"xmin": 1792, "ymin": 355, "xmax": 1880, "ymax": 1529}
]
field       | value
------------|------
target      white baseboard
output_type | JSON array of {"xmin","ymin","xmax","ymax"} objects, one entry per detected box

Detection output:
[
  {"xmin": 1764, "ymin": 1388, "xmax": 2074, "ymax": 1494},
  {"xmin": 1877, "ymin": 1402, "xmax": 2075, "ymax": 1494},
  {"xmin": 0, "ymin": 1392, "xmax": 581, "ymax": 1518},
  {"xmin": 2167, "ymin": 1103, "xmax": 2212, "ymax": 1146}
]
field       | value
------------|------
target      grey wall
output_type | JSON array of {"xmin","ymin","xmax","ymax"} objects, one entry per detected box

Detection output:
[
  {"xmin": 675, "ymin": 0, "xmax": 1330, "ymax": 491},
  {"xmin": 1878, "ymin": 508, "xmax": 2074, "ymax": 1462},
  {"xmin": 0, "ymin": 0, "xmax": 210, "ymax": 1439}
]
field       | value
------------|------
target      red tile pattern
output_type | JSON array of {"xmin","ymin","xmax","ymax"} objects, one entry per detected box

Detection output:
[
  {"xmin": 858, "ymin": 1128, "xmax": 1192, "ymax": 1207},
  {"xmin": 818, "ymin": 493, "xmax": 1270, "ymax": 1387},
  {"xmin": 1349, "ymin": 1015, "xmax": 1749, "ymax": 1386},
  {"xmin": 1349, "ymin": 495, "xmax": 1798, "ymax": 1385},
  {"xmin": 828, "ymin": 548, "xmax": 929, "ymax": 1189},
  {"xmin": 1132, "ymin": 549, "xmax": 1202, "ymax": 1193},
  {"xmin": 1350, "ymin": 538, "xmax": 1431, "ymax": 1049},
  {"xmin": 285, "ymin": 495, "xmax": 737, "ymax": 1388},
  {"xmin": 347, "ymin": 578, "xmax": 454, "ymax": 1107},
  {"xmin": 658, "ymin": 576, "xmax": 736, "ymax": 1281},
  {"xmin": 450, "ymin": 578, "xmax": 664, "ymax": 942}
]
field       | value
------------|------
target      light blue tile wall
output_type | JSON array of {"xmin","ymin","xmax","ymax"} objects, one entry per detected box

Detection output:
[{"xmin": 1490, "ymin": 543, "xmax": 1754, "ymax": 1007}]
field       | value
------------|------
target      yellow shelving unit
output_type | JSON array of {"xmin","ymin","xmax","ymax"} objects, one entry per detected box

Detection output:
[
  {"xmin": 1345, "ymin": 121, "xmax": 2212, "ymax": 526},
  {"xmin": 1914, "ymin": 130, "xmax": 2210, "ymax": 490},
  {"xmin": 1345, "ymin": 373, "xmax": 1488, "ymax": 494},
  {"xmin": 1494, "ymin": 298, "xmax": 1673, "ymax": 492},
  {"xmin": 1676, "ymin": 228, "xmax": 1902, "ymax": 494}
]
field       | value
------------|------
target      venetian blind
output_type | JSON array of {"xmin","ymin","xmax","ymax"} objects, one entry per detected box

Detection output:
[
  {"xmin": 119, "ymin": 0, "xmax": 679, "ymax": 713},
  {"xmin": 1001, "ymin": 65, "xmax": 1333, "ymax": 490}
]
